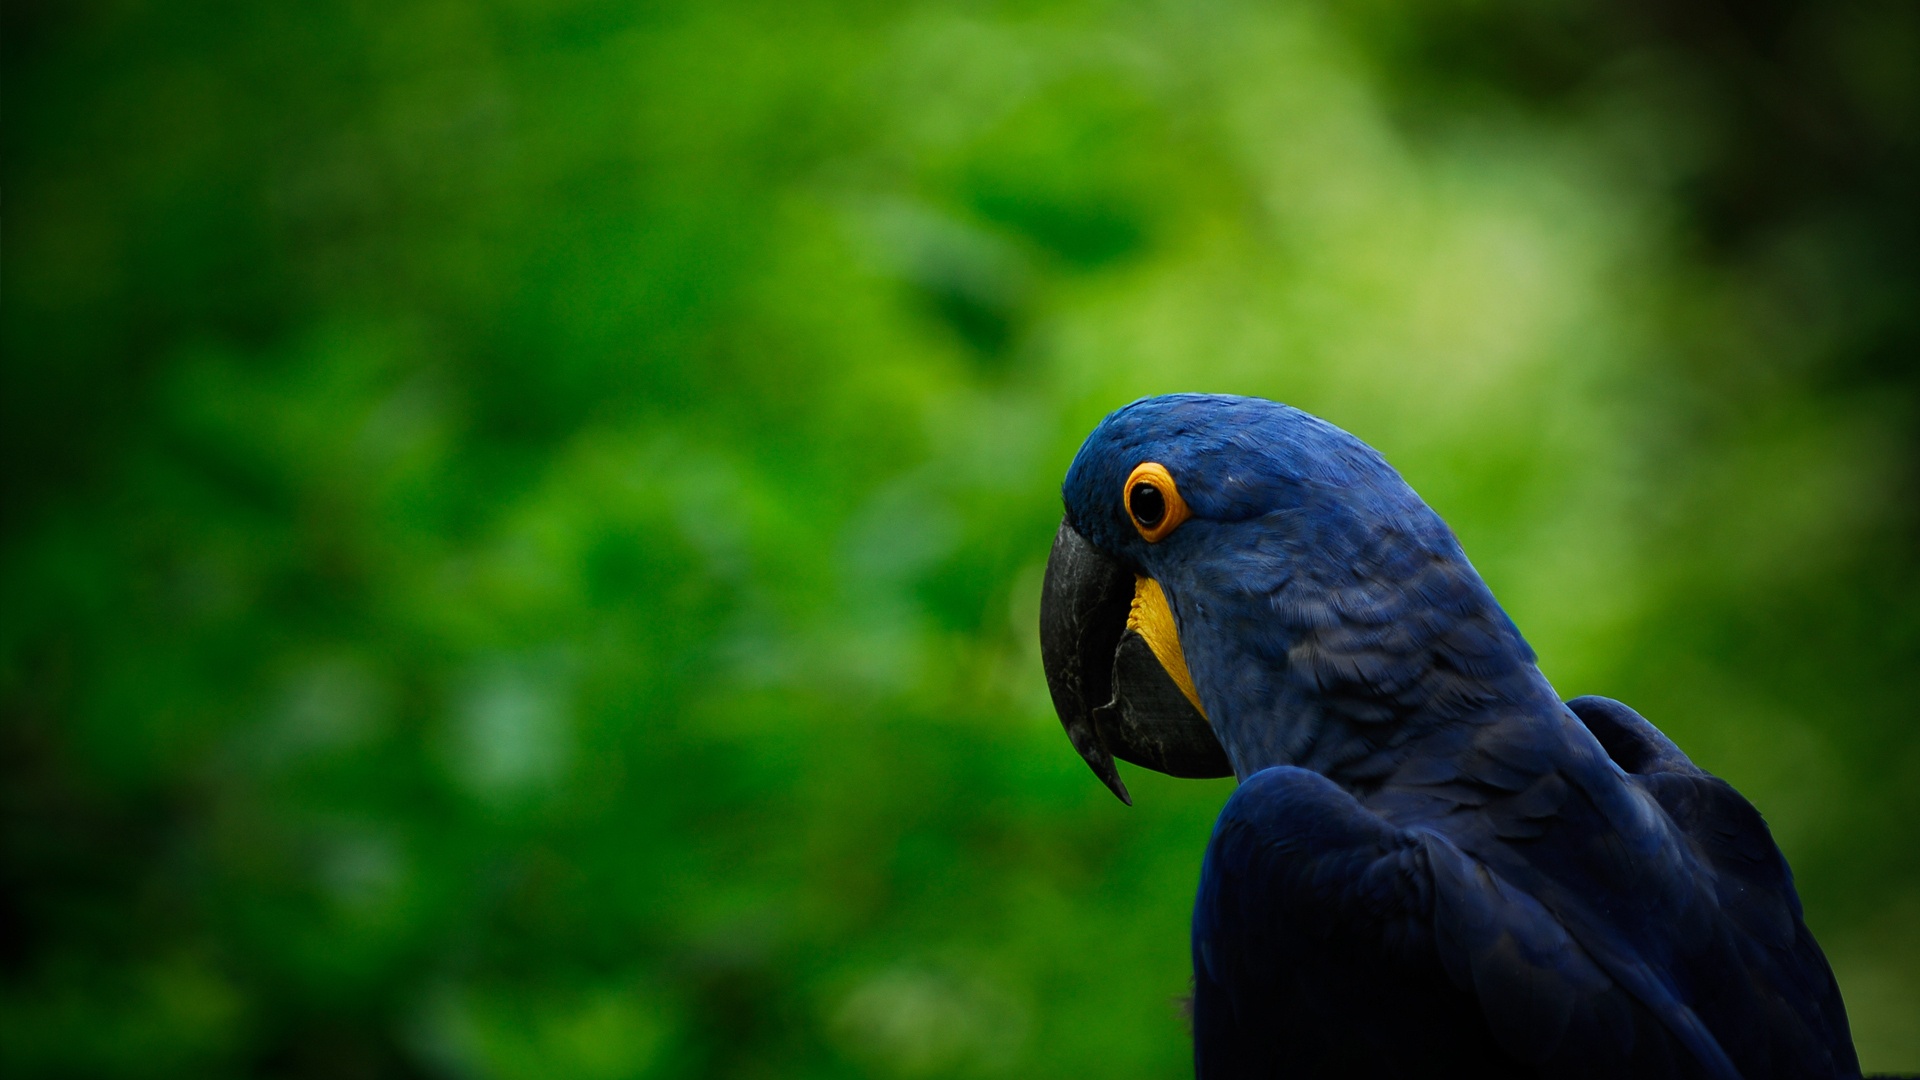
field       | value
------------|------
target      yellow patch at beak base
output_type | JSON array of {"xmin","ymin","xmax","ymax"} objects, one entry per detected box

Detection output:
[{"xmin": 1127, "ymin": 577, "xmax": 1206, "ymax": 717}]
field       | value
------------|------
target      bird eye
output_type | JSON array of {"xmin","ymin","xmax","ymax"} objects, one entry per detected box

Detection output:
[
  {"xmin": 1124, "ymin": 462, "xmax": 1190, "ymax": 542},
  {"xmin": 1130, "ymin": 483, "xmax": 1165, "ymax": 527}
]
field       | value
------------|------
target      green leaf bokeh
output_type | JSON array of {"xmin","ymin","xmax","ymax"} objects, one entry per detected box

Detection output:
[{"xmin": 6, "ymin": 1, "xmax": 1918, "ymax": 1076}]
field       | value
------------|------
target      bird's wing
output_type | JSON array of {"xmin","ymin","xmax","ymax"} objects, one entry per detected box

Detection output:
[
  {"xmin": 1193, "ymin": 764, "xmax": 1713, "ymax": 1079},
  {"xmin": 1565, "ymin": 695, "xmax": 1860, "ymax": 1079}
]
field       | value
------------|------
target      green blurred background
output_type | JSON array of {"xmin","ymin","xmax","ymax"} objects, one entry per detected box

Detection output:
[{"xmin": 5, "ymin": 1, "xmax": 1918, "ymax": 1076}]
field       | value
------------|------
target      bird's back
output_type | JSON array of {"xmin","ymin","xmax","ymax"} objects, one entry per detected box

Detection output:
[{"xmin": 1190, "ymin": 694, "xmax": 1860, "ymax": 1079}]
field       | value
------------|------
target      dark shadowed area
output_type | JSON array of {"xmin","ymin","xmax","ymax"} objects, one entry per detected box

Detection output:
[{"xmin": 4, "ymin": 1, "xmax": 1917, "ymax": 1075}]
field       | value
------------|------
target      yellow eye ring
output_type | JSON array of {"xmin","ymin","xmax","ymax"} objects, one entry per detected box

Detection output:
[{"xmin": 1124, "ymin": 462, "xmax": 1190, "ymax": 542}]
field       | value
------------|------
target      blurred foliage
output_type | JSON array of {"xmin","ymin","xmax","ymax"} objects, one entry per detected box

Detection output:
[{"xmin": 4, "ymin": 0, "xmax": 1918, "ymax": 1076}]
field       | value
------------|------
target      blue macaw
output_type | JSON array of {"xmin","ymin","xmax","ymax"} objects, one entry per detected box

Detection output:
[{"xmin": 1039, "ymin": 395, "xmax": 1860, "ymax": 1079}]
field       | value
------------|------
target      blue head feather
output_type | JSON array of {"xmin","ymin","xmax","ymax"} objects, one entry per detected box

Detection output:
[{"xmin": 1063, "ymin": 394, "xmax": 1560, "ymax": 781}]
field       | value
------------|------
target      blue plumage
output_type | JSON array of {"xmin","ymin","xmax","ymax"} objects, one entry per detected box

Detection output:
[{"xmin": 1059, "ymin": 395, "xmax": 1859, "ymax": 1079}]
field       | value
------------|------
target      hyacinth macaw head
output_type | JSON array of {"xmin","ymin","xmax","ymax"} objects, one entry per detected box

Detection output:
[{"xmin": 1040, "ymin": 393, "xmax": 1533, "ymax": 802}]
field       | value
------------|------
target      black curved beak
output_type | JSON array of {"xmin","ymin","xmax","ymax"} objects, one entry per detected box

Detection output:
[{"xmin": 1039, "ymin": 520, "xmax": 1233, "ymax": 804}]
